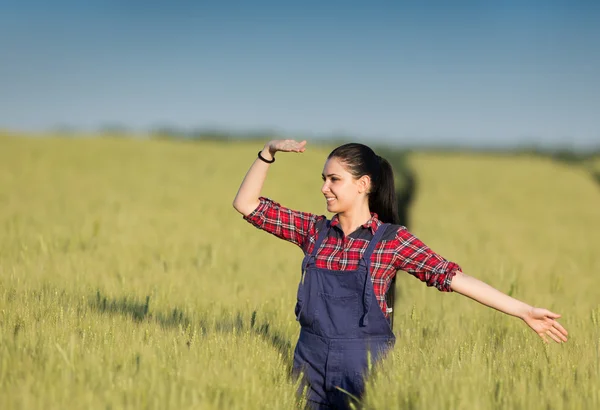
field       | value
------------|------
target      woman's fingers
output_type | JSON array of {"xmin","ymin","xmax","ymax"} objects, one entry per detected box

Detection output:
[
  {"xmin": 545, "ymin": 329, "xmax": 563, "ymax": 344},
  {"xmin": 297, "ymin": 140, "xmax": 307, "ymax": 152},
  {"xmin": 275, "ymin": 139, "xmax": 307, "ymax": 153},
  {"xmin": 289, "ymin": 140, "xmax": 306, "ymax": 152},
  {"xmin": 552, "ymin": 320, "xmax": 568, "ymax": 338},
  {"xmin": 550, "ymin": 325, "xmax": 568, "ymax": 342},
  {"xmin": 537, "ymin": 318, "xmax": 568, "ymax": 343},
  {"xmin": 544, "ymin": 310, "xmax": 561, "ymax": 320}
]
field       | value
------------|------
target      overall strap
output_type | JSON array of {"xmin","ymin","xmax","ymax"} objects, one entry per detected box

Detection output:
[
  {"xmin": 362, "ymin": 223, "xmax": 388, "ymax": 268},
  {"xmin": 297, "ymin": 219, "xmax": 330, "ymax": 321},
  {"xmin": 301, "ymin": 219, "xmax": 330, "ymax": 272},
  {"xmin": 360, "ymin": 223, "xmax": 389, "ymax": 327}
]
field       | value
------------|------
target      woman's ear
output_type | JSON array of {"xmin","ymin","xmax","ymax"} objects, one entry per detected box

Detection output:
[{"xmin": 358, "ymin": 175, "xmax": 371, "ymax": 194}]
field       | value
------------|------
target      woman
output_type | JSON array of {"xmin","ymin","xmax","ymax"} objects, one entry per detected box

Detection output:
[{"xmin": 232, "ymin": 139, "xmax": 568, "ymax": 409}]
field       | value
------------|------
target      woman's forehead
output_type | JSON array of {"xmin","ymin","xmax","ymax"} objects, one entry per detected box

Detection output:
[{"xmin": 322, "ymin": 157, "xmax": 350, "ymax": 174}]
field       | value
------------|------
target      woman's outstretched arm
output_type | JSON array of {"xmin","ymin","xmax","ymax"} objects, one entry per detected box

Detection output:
[
  {"xmin": 450, "ymin": 272, "xmax": 568, "ymax": 343},
  {"xmin": 233, "ymin": 139, "xmax": 306, "ymax": 216}
]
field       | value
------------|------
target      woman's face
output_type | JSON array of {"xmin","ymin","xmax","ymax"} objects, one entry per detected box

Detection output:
[{"xmin": 321, "ymin": 157, "xmax": 369, "ymax": 214}]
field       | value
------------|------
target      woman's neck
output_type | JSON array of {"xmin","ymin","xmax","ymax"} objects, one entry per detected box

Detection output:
[{"xmin": 336, "ymin": 206, "xmax": 372, "ymax": 237}]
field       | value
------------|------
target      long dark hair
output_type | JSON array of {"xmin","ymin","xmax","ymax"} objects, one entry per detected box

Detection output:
[
  {"xmin": 328, "ymin": 143, "xmax": 400, "ymax": 224},
  {"xmin": 328, "ymin": 143, "xmax": 400, "ymax": 329}
]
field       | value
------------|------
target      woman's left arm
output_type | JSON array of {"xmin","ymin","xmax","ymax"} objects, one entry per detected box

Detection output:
[{"xmin": 450, "ymin": 272, "xmax": 569, "ymax": 343}]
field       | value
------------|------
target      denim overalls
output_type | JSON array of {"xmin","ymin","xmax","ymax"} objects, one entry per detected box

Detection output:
[{"xmin": 293, "ymin": 221, "xmax": 395, "ymax": 409}]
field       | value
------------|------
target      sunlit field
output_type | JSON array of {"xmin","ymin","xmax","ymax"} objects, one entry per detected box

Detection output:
[{"xmin": 1, "ymin": 132, "xmax": 599, "ymax": 409}]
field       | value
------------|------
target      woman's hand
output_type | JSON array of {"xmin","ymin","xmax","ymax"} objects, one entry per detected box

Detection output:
[
  {"xmin": 265, "ymin": 139, "xmax": 307, "ymax": 156},
  {"xmin": 522, "ymin": 307, "xmax": 568, "ymax": 343}
]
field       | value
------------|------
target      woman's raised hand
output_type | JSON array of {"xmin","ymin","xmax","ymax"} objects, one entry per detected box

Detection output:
[{"xmin": 265, "ymin": 139, "xmax": 307, "ymax": 155}]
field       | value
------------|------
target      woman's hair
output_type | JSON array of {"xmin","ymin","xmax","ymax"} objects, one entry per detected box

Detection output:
[{"xmin": 328, "ymin": 143, "xmax": 400, "ymax": 224}]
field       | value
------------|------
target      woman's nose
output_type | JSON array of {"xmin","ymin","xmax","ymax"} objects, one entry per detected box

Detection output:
[{"xmin": 321, "ymin": 182, "xmax": 329, "ymax": 194}]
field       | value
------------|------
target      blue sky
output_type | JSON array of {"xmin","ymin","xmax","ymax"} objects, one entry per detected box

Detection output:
[{"xmin": 1, "ymin": 0, "xmax": 599, "ymax": 148}]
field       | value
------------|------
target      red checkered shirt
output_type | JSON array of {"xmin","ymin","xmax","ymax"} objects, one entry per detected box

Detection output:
[{"xmin": 243, "ymin": 197, "xmax": 462, "ymax": 317}]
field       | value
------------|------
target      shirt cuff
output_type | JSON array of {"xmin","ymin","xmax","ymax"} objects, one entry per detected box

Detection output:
[
  {"xmin": 440, "ymin": 263, "xmax": 462, "ymax": 292},
  {"xmin": 242, "ymin": 196, "xmax": 270, "ymax": 227}
]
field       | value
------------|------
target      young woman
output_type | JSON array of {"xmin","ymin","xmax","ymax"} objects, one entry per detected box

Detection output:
[{"xmin": 232, "ymin": 140, "xmax": 568, "ymax": 409}]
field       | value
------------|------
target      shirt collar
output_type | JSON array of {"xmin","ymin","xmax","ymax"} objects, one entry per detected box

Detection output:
[{"xmin": 330, "ymin": 212, "xmax": 382, "ymax": 235}]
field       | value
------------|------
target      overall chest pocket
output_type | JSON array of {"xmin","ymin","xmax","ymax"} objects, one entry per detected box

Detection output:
[{"xmin": 316, "ymin": 292, "xmax": 360, "ymax": 337}]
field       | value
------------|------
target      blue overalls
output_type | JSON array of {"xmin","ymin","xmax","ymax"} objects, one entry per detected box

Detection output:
[{"xmin": 292, "ymin": 222, "xmax": 395, "ymax": 409}]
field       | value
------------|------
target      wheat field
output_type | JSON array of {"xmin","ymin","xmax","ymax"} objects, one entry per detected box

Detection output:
[{"xmin": 1, "ymin": 133, "xmax": 599, "ymax": 409}]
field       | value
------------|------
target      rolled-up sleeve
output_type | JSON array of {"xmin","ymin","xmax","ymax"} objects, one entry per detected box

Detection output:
[
  {"xmin": 392, "ymin": 227, "xmax": 462, "ymax": 292},
  {"xmin": 243, "ymin": 197, "xmax": 322, "ymax": 250}
]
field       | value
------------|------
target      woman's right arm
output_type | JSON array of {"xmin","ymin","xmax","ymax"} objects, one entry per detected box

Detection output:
[
  {"xmin": 232, "ymin": 139, "xmax": 307, "ymax": 216},
  {"xmin": 233, "ymin": 139, "xmax": 321, "ymax": 251}
]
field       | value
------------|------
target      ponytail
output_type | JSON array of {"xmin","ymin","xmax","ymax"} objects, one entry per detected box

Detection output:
[{"xmin": 370, "ymin": 156, "xmax": 400, "ymax": 224}]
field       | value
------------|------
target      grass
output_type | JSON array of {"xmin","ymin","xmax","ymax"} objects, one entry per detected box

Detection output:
[{"xmin": 1, "ymin": 132, "xmax": 599, "ymax": 409}]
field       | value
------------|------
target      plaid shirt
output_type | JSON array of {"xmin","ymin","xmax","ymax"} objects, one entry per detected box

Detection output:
[{"xmin": 244, "ymin": 197, "xmax": 462, "ymax": 317}]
